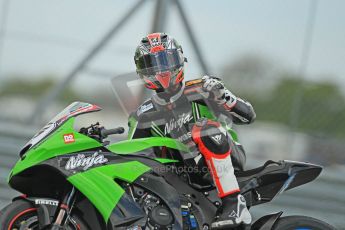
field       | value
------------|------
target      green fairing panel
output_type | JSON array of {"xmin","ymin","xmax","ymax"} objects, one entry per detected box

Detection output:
[
  {"xmin": 196, "ymin": 103, "xmax": 239, "ymax": 142},
  {"xmin": 67, "ymin": 161, "xmax": 151, "ymax": 222},
  {"xmin": 154, "ymin": 158, "xmax": 179, "ymax": 164},
  {"xmin": 197, "ymin": 103, "xmax": 216, "ymax": 120},
  {"xmin": 228, "ymin": 129, "xmax": 239, "ymax": 142},
  {"xmin": 10, "ymin": 118, "xmax": 102, "ymax": 179},
  {"xmin": 107, "ymin": 137, "xmax": 189, "ymax": 154}
]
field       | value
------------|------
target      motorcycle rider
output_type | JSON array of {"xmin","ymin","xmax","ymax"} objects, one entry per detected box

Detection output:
[{"xmin": 128, "ymin": 32, "xmax": 255, "ymax": 229}]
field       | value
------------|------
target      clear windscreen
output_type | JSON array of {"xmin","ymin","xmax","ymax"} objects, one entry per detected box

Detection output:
[{"xmin": 50, "ymin": 102, "xmax": 101, "ymax": 126}]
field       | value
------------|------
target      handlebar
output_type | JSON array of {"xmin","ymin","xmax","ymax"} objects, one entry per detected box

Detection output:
[{"xmin": 100, "ymin": 127, "xmax": 125, "ymax": 138}]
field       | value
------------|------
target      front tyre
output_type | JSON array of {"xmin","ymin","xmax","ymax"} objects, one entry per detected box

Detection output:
[
  {"xmin": 0, "ymin": 199, "xmax": 88, "ymax": 230},
  {"xmin": 273, "ymin": 215, "xmax": 336, "ymax": 230}
]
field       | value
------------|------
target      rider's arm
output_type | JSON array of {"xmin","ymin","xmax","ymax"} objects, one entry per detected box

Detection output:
[{"xmin": 202, "ymin": 76, "xmax": 256, "ymax": 124}]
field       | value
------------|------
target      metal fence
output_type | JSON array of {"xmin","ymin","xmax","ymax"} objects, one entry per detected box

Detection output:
[{"xmin": 0, "ymin": 121, "xmax": 344, "ymax": 229}]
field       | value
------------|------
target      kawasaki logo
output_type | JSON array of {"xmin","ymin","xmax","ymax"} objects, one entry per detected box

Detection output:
[
  {"xmin": 65, "ymin": 152, "xmax": 108, "ymax": 171},
  {"xmin": 164, "ymin": 113, "xmax": 193, "ymax": 135}
]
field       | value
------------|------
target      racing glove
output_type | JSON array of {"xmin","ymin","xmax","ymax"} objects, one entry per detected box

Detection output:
[{"xmin": 202, "ymin": 75, "xmax": 237, "ymax": 110}]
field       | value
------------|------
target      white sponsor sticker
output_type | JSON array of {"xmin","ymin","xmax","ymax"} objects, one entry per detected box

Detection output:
[
  {"xmin": 35, "ymin": 199, "xmax": 59, "ymax": 206},
  {"xmin": 137, "ymin": 103, "xmax": 154, "ymax": 116}
]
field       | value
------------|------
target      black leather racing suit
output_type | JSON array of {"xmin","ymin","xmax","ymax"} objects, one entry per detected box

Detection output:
[{"xmin": 127, "ymin": 76, "xmax": 256, "ymax": 171}]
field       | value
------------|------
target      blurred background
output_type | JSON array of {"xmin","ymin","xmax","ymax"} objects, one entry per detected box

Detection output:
[{"xmin": 0, "ymin": 0, "xmax": 344, "ymax": 228}]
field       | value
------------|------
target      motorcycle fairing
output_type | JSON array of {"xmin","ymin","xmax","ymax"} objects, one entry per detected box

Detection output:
[
  {"xmin": 236, "ymin": 160, "xmax": 322, "ymax": 207},
  {"xmin": 9, "ymin": 105, "xmax": 195, "ymax": 225},
  {"xmin": 67, "ymin": 161, "xmax": 151, "ymax": 223},
  {"xmin": 10, "ymin": 151, "xmax": 153, "ymax": 225},
  {"xmin": 9, "ymin": 101, "xmax": 191, "ymax": 180},
  {"xmin": 10, "ymin": 117, "xmax": 103, "ymax": 179}
]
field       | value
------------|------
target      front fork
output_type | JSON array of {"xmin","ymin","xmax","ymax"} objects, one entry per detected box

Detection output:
[{"xmin": 50, "ymin": 187, "xmax": 77, "ymax": 230}]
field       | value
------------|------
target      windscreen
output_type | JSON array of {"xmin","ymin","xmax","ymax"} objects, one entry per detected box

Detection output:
[{"xmin": 20, "ymin": 102, "xmax": 101, "ymax": 155}]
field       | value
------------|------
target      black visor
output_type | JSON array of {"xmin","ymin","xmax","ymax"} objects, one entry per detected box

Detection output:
[{"xmin": 136, "ymin": 49, "xmax": 184, "ymax": 75}]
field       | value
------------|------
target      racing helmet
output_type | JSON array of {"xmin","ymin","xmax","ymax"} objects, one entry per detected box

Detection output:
[{"xmin": 134, "ymin": 33, "xmax": 185, "ymax": 91}]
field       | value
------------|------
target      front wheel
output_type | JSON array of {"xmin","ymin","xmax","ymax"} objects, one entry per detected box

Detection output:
[
  {"xmin": 272, "ymin": 215, "xmax": 336, "ymax": 230},
  {"xmin": 0, "ymin": 199, "xmax": 89, "ymax": 230}
]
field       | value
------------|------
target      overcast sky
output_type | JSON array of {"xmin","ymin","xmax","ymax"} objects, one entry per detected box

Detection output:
[{"xmin": 0, "ymin": 0, "xmax": 344, "ymax": 88}]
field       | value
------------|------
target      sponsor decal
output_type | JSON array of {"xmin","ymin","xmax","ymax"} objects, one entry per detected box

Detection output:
[
  {"xmin": 35, "ymin": 199, "xmax": 59, "ymax": 206},
  {"xmin": 65, "ymin": 152, "xmax": 108, "ymax": 171},
  {"xmin": 63, "ymin": 133, "xmax": 75, "ymax": 144},
  {"xmin": 164, "ymin": 113, "xmax": 193, "ymax": 135},
  {"xmin": 137, "ymin": 103, "xmax": 154, "ymax": 116},
  {"xmin": 177, "ymin": 132, "xmax": 192, "ymax": 143}
]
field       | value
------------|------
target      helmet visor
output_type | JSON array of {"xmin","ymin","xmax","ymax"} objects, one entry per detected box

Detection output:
[{"xmin": 136, "ymin": 49, "xmax": 184, "ymax": 75}]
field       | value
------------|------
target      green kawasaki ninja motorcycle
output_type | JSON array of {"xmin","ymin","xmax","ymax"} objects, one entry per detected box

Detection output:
[{"xmin": 0, "ymin": 102, "xmax": 336, "ymax": 230}]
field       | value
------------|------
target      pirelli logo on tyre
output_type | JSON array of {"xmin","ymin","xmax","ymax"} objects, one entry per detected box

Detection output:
[
  {"xmin": 35, "ymin": 199, "xmax": 59, "ymax": 206},
  {"xmin": 63, "ymin": 133, "xmax": 75, "ymax": 144}
]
